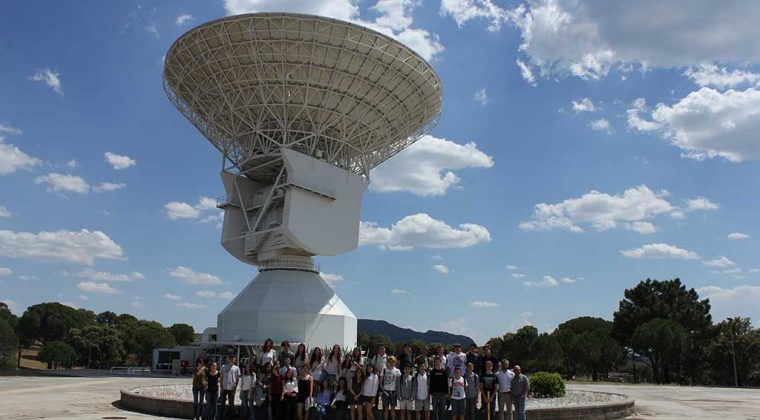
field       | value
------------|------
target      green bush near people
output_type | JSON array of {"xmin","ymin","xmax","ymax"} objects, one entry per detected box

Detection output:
[
  {"xmin": 529, "ymin": 371, "xmax": 566, "ymax": 398},
  {"xmin": 39, "ymin": 341, "xmax": 78, "ymax": 369}
]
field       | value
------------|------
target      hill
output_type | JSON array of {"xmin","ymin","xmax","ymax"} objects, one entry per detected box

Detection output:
[{"xmin": 358, "ymin": 319, "xmax": 475, "ymax": 346}]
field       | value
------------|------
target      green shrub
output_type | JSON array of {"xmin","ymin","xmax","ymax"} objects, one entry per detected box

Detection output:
[
  {"xmin": 529, "ymin": 371, "xmax": 566, "ymax": 398},
  {"xmin": 39, "ymin": 341, "xmax": 77, "ymax": 369}
]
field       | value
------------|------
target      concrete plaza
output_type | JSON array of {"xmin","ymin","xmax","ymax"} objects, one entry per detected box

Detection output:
[{"xmin": 0, "ymin": 375, "xmax": 758, "ymax": 419}]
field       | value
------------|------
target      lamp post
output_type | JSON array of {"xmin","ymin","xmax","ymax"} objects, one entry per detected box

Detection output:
[{"xmin": 726, "ymin": 317, "xmax": 739, "ymax": 387}]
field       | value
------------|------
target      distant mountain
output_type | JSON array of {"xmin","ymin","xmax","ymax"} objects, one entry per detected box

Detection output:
[{"xmin": 358, "ymin": 319, "xmax": 475, "ymax": 346}]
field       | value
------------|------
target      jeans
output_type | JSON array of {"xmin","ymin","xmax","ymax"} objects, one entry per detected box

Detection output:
[
  {"xmin": 203, "ymin": 390, "xmax": 217, "ymax": 420},
  {"xmin": 241, "ymin": 390, "xmax": 254, "ymax": 420},
  {"xmin": 512, "ymin": 395, "xmax": 526, "ymax": 420},
  {"xmin": 465, "ymin": 397, "xmax": 478, "ymax": 420},
  {"xmin": 193, "ymin": 387, "xmax": 205, "ymax": 419},
  {"xmin": 498, "ymin": 392, "xmax": 512, "ymax": 420},
  {"xmin": 432, "ymin": 393, "xmax": 447, "ymax": 420},
  {"xmin": 220, "ymin": 389, "xmax": 236, "ymax": 419}
]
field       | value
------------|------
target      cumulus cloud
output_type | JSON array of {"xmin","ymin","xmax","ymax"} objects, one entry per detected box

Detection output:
[
  {"xmin": 66, "ymin": 269, "xmax": 144, "ymax": 282},
  {"xmin": 175, "ymin": 14, "xmax": 194, "ymax": 26},
  {"xmin": 684, "ymin": 197, "xmax": 719, "ymax": 212},
  {"xmin": 590, "ymin": 118, "xmax": 612, "ymax": 134},
  {"xmin": 0, "ymin": 206, "xmax": 9, "ymax": 218},
  {"xmin": 519, "ymin": 185, "xmax": 675, "ymax": 233},
  {"xmin": 684, "ymin": 64, "xmax": 760, "ymax": 89},
  {"xmin": 524, "ymin": 275, "xmax": 558, "ymax": 287},
  {"xmin": 503, "ymin": 1, "xmax": 760, "ymax": 82},
  {"xmin": 319, "ymin": 272, "xmax": 345, "ymax": 285},
  {"xmin": 515, "ymin": 59, "xmax": 536, "ymax": 86},
  {"xmin": 512, "ymin": 273, "xmax": 525, "ymax": 278},
  {"xmin": 0, "ymin": 136, "xmax": 41, "ymax": 175},
  {"xmin": 196, "ymin": 290, "xmax": 216, "ymax": 298},
  {"xmin": 29, "ymin": 69, "xmax": 63, "ymax": 94},
  {"xmin": 628, "ymin": 88, "xmax": 760, "ymax": 162},
  {"xmin": 35, "ymin": 173, "xmax": 89, "ymax": 194},
  {"xmin": 470, "ymin": 301, "xmax": 499, "ymax": 308},
  {"xmin": 223, "ymin": 0, "xmax": 443, "ymax": 61},
  {"xmin": 77, "ymin": 281, "xmax": 121, "ymax": 295},
  {"xmin": 93, "ymin": 182, "xmax": 126, "ymax": 193},
  {"xmin": 0, "ymin": 124, "xmax": 22, "ymax": 135},
  {"xmin": 621, "ymin": 243, "xmax": 699, "ymax": 260},
  {"xmin": 177, "ymin": 302, "xmax": 208, "ymax": 309},
  {"xmin": 473, "ymin": 88, "xmax": 491, "ymax": 106},
  {"xmin": 218, "ymin": 291, "xmax": 235, "ymax": 300},
  {"xmin": 164, "ymin": 196, "xmax": 220, "ymax": 220},
  {"xmin": 432, "ymin": 264, "xmax": 449, "ymax": 274},
  {"xmin": 0, "ymin": 229, "xmax": 124, "ymax": 265},
  {"xmin": 506, "ymin": 265, "xmax": 518, "ymax": 271},
  {"xmin": 359, "ymin": 213, "xmax": 491, "ymax": 250},
  {"xmin": 66, "ymin": 159, "xmax": 79, "ymax": 168},
  {"xmin": 390, "ymin": 288, "xmax": 408, "ymax": 295},
  {"xmin": 727, "ymin": 232, "xmax": 750, "ymax": 240},
  {"xmin": 572, "ymin": 98, "xmax": 596, "ymax": 113},
  {"xmin": 370, "ymin": 135, "xmax": 493, "ymax": 196},
  {"xmin": 703, "ymin": 256, "xmax": 736, "ymax": 268},
  {"xmin": 168, "ymin": 266, "xmax": 222, "ymax": 285},
  {"xmin": 164, "ymin": 293, "xmax": 183, "ymax": 301},
  {"xmin": 561, "ymin": 277, "xmax": 581, "ymax": 284},
  {"xmin": 104, "ymin": 152, "xmax": 136, "ymax": 170},
  {"xmin": 696, "ymin": 285, "xmax": 760, "ymax": 321},
  {"xmin": 0, "ymin": 268, "xmax": 12, "ymax": 276},
  {"xmin": 440, "ymin": 0, "xmax": 508, "ymax": 31}
]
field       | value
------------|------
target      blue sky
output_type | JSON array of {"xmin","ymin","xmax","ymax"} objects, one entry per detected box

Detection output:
[{"xmin": 2, "ymin": 0, "xmax": 760, "ymax": 344}]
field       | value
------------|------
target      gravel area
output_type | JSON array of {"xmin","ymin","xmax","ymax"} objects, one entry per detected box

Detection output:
[{"xmin": 130, "ymin": 385, "xmax": 628, "ymax": 409}]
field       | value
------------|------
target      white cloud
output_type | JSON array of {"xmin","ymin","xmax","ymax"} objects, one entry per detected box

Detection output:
[
  {"xmin": 164, "ymin": 293, "xmax": 183, "ymax": 301},
  {"xmin": 440, "ymin": 0, "xmax": 508, "ymax": 31},
  {"xmin": 66, "ymin": 269, "xmax": 144, "ymax": 282},
  {"xmin": 370, "ymin": 135, "xmax": 493, "ymax": 196},
  {"xmin": 168, "ymin": 266, "xmax": 222, "ymax": 285},
  {"xmin": 18, "ymin": 275, "xmax": 38, "ymax": 282},
  {"xmin": 515, "ymin": 311, "xmax": 534, "ymax": 328},
  {"xmin": 196, "ymin": 290, "xmax": 216, "ymax": 298},
  {"xmin": 590, "ymin": 118, "xmax": 612, "ymax": 134},
  {"xmin": 77, "ymin": 281, "xmax": 121, "ymax": 295},
  {"xmin": 626, "ymin": 98, "xmax": 662, "ymax": 132},
  {"xmin": 470, "ymin": 300, "xmax": 499, "ymax": 308},
  {"xmin": 0, "ymin": 229, "xmax": 124, "ymax": 265},
  {"xmin": 684, "ymin": 197, "xmax": 719, "ymax": 212},
  {"xmin": 621, "ymin": 243, "xmax": 700, "ymax": 260},
  {"xmin": 79, "ymin": 295, "xmax": 88, "ymax": 301},
  {"xmin": 561, "ymin": 277, "xmax": 581, "ymax": 284},
  {"xmin": 359, "ymin": 213, "xmax": 491, "ymax": 250},
  {"xmin": 473, "ymin": 88, "xmax": 490, "ymax": 106},
  {"xmin": 515, "ymin": 59, "xmax": 536, "ymax": 86},
  {"xmin": 703, "ymin": 256, "xmax": 736, "ymax": 268},
  {"xmin": 519, "ymin": 185, "xmax": 674, "ymax": 233},
  {"xmin": 506, "ymin": 265, "xmax": 518, "ymax": 271},
  {"xmin": 684, "ymin": 64, "xmax": 760, "ymax": 89},
  {"xmin": 29, "ymin": 69, "xmax": 63, "ymax": 94},
  {"xmin": 432, "ymin": 264, "xmax": 449, "ymax": 274},
  {"xmin": 131, "ymin": 300, "xmax": 145, "ymax": 308},
  {"xmin": 749, "ymin": 268, "xmax": 760, "ymax": 273},
  {"xmin": 0, "ymin": 206, "xmax": 9, "ymax": 218},
  {"xmin": 175, "ymin": 14, "xmax": 194, "ymax": 26},
  {"xmin": 628, "ymin": 88, "xmax": 760, "ymax": 162},
  {"xmin": 504, "ymin": 1, "xmax": 760, "ymax": 81},
  {"xmin": 696, "ymin": 285, "xmax": 760, "ymax": 322},
  {"xmin": 35, "ymin": 173, "xmax": 89, "ymax": 194},
  {"xmin": 0, "ymin": 136, "xmax": 41, "ymax": 175},
  {"xmin": 0, "ymin": 124, "xmax": 22, "ymax": 135},
  {"xmin": 319, "ymin": 272, "xmax": 344, "ymax": 285},
  {"xmin": 0, "ymin": 268, "xmax": 12, "ymax": 276},
  {"xmin": 628, "ymin": 221, "xmax": 658, "ymax": 234},
  {"xmin": 104, "ymin": 152, "xmax": 136, "ymax": 170},
  {"xmin": 93, "ymin": 182, "xmax": 126, "ymax": 193},
  {"xmin": 223, "ymin": 0, "xmax": 443, "ymax": 61},
  {"xmin": 512, "ymin": 273, "xmax": 526, "ymax": 278},
  {"xmin": 218, "ymin": 291, "xmax": 235, "ymax": 300},
  {"xmin": 390, "ymin": 288, "xmax": 408, "ymax": 295},
  {"xmin": 66, "ymin": 159, "xmax": 79, "ymax": 169},
  {"xmin": 525, "ymin": 275, "xmax": 558, "ymax": 287},
  {"xmin": 572, "ymin": 98, "xmax": 596, "ymax": 113},
  {"xmin": 177, "ymin": 302, "xmax": 208, "ymax": 309},
  {"xmin": 1, "ymin": 299, "xmax": 17, "ymax": 312},
  {"xmin": 165, "ymin": 196, "xmax": 220, "ymax": 220},
  {"xmin": 727, "ymin": 232, "xmax": 750, "ymax": 240}
]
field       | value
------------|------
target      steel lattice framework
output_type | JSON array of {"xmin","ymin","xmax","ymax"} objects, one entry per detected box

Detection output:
[{"xmin": 163, "ymin": 12, "xmax": 442, "ymax": 177}]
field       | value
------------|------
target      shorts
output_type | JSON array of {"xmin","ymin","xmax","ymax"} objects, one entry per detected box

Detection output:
[
  {"xmin": 451, "ymin": 398, "xmax": 465, "ymax": 416},
  {"xmin": 398, "ymin": 399, "xmax": 414, "ymax": 410},
  {"xmin": 382, "ymin": 391, "xmax": 398, "ymax": 408},
  {"xmin": 361, "ymin": 395, "xmax": 375, "ymax": 405},
  {"xmin": 414, "ymin": 398, "xmax": 429, "ymax": 411}
]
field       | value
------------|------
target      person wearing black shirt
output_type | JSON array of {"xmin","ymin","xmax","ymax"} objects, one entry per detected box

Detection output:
[
  {"xmin": 429, "ymin": 359, "xmax": 448, "ymax": 420},
  {"xmin": 465, "ymin": 344, "xmax": 479, "ymax": 373},
  {"xmin": 478, "ymin": 344, "xmax": 499, "ymax": 377},
  {"xmin": 204, "ymin": 362, "xmax": 220, "ymax": 420},
  {"xmin": 479, "ymin": 360, "xmax": 497, "ymax": 420},
  {"xmin": 398, "ymin": 343, "xmax": 414, "ymax": 373}
]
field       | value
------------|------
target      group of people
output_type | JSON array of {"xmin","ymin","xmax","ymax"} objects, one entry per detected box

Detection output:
[{"xmin": 191, "ymin": 340, "xmax": 530, "ymax": 420}]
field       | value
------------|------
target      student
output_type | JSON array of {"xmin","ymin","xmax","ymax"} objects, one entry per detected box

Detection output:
[
  {"xmin": 283, "ymin": 368, "xmax": 299, "ymax": 420},
  {"xmin": 315, "ymin": 378, "xmax": 333, "ymax": 420},
  {"xmin": 241, "ymin": 363, "xmax": 256, "ymax": 420},
  {"xmin": 203, "ymin": 362, "xmax": 219, "ymax": 420},
  {"xmin": 349, "ymin": 366, "xmax": 365, "ymax": 420},
  {"xmin": 294, "ymin": 343, "xmax": 308, "ymax": 371},
  {"xmin": 414, "ymin": 347, "xmax": 433, "ymax": 376},
  {"xmin": 381, "ymin": 356, "xmax": 402, "ymax": 420},
  {"xmin": 325, "ymin": 345, "xmax": 342, "ymax": 384},
  {"xmin": 280, "ymin": 341, "xmax": 295, "ymax": 368},
  {"xmin": 434, "ymin": 347, "xmax": 447, "ymax": 372},
  {"xmin": 297, "ymin": 364, "xmax": 314, "ymax": 420},
  {"xmin": 257, "ymin": 362, "xmax": 273, "ymax": 420},
  {"xmin": 397, "ymin": 364, "xmax": 414, "ymax": 420},
  {"xmin": 281, "ymin": 355, "xmax": 298, "ymax": 378},
  {"xmin": 449, "ymin": 367, "xmax": 466, "ymax": 420},
  {"xmin": 347, "ymin": 347, "xmax": 364, "ymax": 384},
  {"xmin": 192, "ymin": 358, "xmax": 207, "ymax": 420},
  {"xmin": 480, "ymin": 361, "xmax": 498, "ymax": 420},
  {"xmin": 340, "ymin": 354, "xmax": 354, "ymax": 380},
  {"xmin": 465, "ymin": 345, "xmax": 479, "ymax": 373},
  {"xmin": 334, "ymin": 377, "xmax": 349, "ymax": 420},
  {"xmin": 261, "ymin": 339, "xmax": 277, "ymax": 367},
  {"xmin": 361, "ymin": 365, "xmax": 380, "ymax": 420},
  {"xmin": 371, "ymin": 344, "xmax": 388, "ymax": 374},
  {"xmin": 463, "ymin": 363, "xmax": 479, "ymax": 420},
  {"xmin": 429, "ymin": 358, "xmax": 448, "ymax": 420},
  {"xmin": 220, "ymin": 355, "xmax": 241, "ymax": 419},
  {"xmin": 510, "ymin": 366, "xmax": 529, "ymax": 420},
  {"xmin": 270, "ymin": 361, "xmax": 284, "ymax": 420},
  {"xmin": 311, "ymin": 347, "xmax": 326, "ymax": 383},
  {"xmin": 478, "ymin": 344, "xmax": 499, "ymax": 378},
  {"xmin": 495, "ymin": 359, "xmax": 515, "ymax": 420},
  {"xmin": 398, "ymin": 344, "xmax": 414, "ymax": 373},
  {"xmin": 411, "ymin": 362, "xmax": 430, "ymax": 420},
  {"xmin": 445, "ymin": 344, "xmax": 467, "ymax": 379}
]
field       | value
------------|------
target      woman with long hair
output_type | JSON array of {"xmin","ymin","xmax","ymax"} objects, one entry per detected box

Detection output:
[
  {"xmin": 282, "ymin": 367, "xmax": 299, "ymax": 420},
  {"xmin": 296, "ymin": 364, "xmax": 314, "ymax": 420},
  {"xmin": 269, "ymin": 361, "xmax": 284, "ymax": 420},
  {"xmin": 361, "ymin": 365, "xmax": 379, "ymax": 420},
  {"xmin": 294, "ymin": 343, "xmax": 308, "ymax": 371},
  {"xmin": 349, "ymin": 365, "xmax": 364, "ymax": 420},
  {"xmin": 240, "ymin": 363, "xmax": 256, "ymax": 420},
  {"xmin": 192, "ymin": 358, "xmax": 207, "ymax": 420},
  {"xmin": 334, "ymin": 377, "xmax": 349, "ymax": 420},
  {"xmin": 340, "ymin": 354, "xmax": 353, "ymax": 381},
  {"xmin": 347, "ymin": 347, "xmax": 363, "ymax": 385},
  {"xmin": 324, "ymin": 345, "xmax": 342, "ymax": 385},
  {"xmin": 203, "ymin": 361, "xmax": 219, "ymax": 420},
  {"xmin": 261, "ymin": 338, "xmax": 276, "ymax": 367},
  {"xmin": 309, "ymin": 347, "xmax": 325, "ymax": 383}
]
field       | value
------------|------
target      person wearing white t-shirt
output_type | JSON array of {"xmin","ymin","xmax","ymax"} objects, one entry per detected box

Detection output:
[
  {"xmin": 219, "ymin": 355, "xmax": 241, "ymax": 419},
  {"xmin": 412, "ymin": 362, "xmax": 430, "ymax": 419},
  {"xmin": 362, "ymin": 365, "xmax": 380, "ymax": 420},
  {"xmin": 371, "ymin": 344, "xmax": 388, "ymax": 375},
  {"xmin": 381, "ymin": 356, "xmax": 402, "ymax": 420},
  {"xmin": 260, "ymin": 338, "xmax": 276, "ymax": 367},
  {"xmin": 495, "ymin": 359, "xmax": 515, "ymax": 420},
  {"xmin": 449, "ymin": 367, "xmax": 467, "ymax": 420},
  {"xmin": 446, "ymin": 343, "xmax": 467, "ymax": 378}
]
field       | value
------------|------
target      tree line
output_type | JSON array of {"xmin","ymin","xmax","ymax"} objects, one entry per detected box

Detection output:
[{"xmin": 2, "ymin": 278, "xmax": 759, "ymax": 386}]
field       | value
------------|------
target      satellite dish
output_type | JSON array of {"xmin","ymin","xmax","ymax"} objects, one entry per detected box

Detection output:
[{"xmin": 163, "ymin": 13, "xmax": 442, "ymax": 348}]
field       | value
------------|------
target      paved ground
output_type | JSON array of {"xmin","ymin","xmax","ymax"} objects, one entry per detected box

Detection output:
[{"xmin": 0, "ymin": 375, "xmax": 758, "ymax": 419}]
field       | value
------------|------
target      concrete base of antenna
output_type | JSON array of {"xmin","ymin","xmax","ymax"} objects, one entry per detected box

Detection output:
[{"xmin": 216, "ymin": 268, "xmax": 357, "ymax": 349}]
